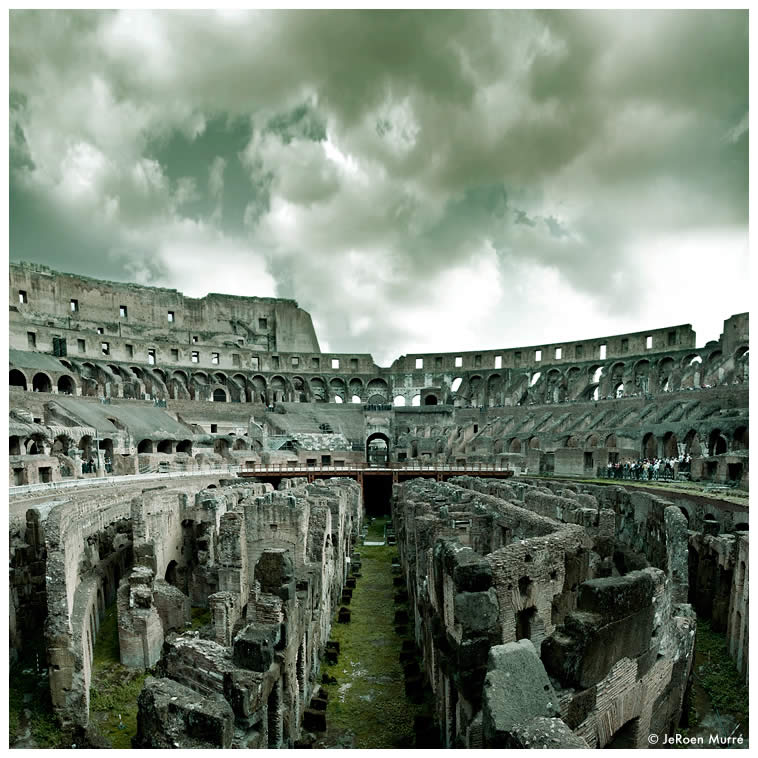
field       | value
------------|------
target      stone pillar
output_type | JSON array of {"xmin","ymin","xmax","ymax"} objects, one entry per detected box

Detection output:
[
  {"xmin": 217, "ymin": 511, "xmax": 249, "ymax": 598},
  {"xmin": 118, "ymin": 567, "xmax": 164, "ymax": 669}
]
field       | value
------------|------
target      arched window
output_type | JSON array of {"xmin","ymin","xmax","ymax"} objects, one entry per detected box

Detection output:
[{"xmin": 213, "ymin": 388, "xmax": 228, "ymax": 403}]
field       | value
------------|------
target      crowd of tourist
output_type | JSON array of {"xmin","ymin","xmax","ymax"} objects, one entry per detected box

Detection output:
[{"xmin": 603, "ymin": 453, "xmax": 692, "ymax": 481}]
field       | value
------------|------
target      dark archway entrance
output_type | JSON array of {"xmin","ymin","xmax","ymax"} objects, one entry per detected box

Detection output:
[
  {"xmin": 363, "ymin": 475, "xmax": 393, "ymax": 518},
  {"xmin": 366, "ymin": 433, "xmax": 390, "ymax": 467},
  {"xmin": 9, "ymin": 369, "xmax": 27, "ymax": 390}
]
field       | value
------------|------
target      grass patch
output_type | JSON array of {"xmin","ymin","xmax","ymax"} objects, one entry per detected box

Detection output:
[
  {"xmin": 9, "ymin": 642, "xmax": 68, "ymax": 748},
  {"xmin": 693, "ymin": 618, "xmax": 749, "ymax": 733},
  {"xmin": 319, "ymin": 518, "xmax": 429, "ymax": 748},
  {"xmin": 88, "ymin": 603, "xmax": 147, "ymax": 748},
  {"xmin": 190, "ymin": 606, "xmax": 212, "ymax": 630}
]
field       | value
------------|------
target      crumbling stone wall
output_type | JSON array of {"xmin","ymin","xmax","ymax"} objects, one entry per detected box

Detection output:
[
  {"xmin": 393, "ymin": 476, "xmax": 696, "ymax": 748},
  {"xmin": 131, "ymin": 476, "xmax": 362, "ymax": 748}
]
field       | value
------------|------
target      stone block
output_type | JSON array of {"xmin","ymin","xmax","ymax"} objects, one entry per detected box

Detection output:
[
  {"xmin": 135, "ymin": 677, "xmax": 234, "ymax": 748},
  {"xmin": 454, "ymin": 588, "xmax": 499, "ymax": 635},
  {"xmin": 482, "ymin": 640, "xmax": 560, "ymax": 747},
  {"xmin": 576, "ymin": 570, "xmax": 654, "ymax": 622},
  {"xmin": 232, "ymin": 622, "xmax": 280, "ymax": 672},
  {"xmin": 303, "ymin": 708, "xmax": 326, "ymax": 732}
]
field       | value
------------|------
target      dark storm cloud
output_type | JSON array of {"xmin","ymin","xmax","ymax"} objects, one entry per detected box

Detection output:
[{"xmin": 9, "ymin": 9, "xmax": 749, "ymax": 364}]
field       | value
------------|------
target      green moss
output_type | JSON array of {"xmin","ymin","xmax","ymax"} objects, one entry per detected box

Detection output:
[
  {"xmin": 191, "ymin": 606, "xmax": 212, "ymax": 630},
  {"xmin": 693, "ymin": 618, "xmax": 749, "ymax": 732},
  {"xmin": 9, "ymin": 644, "xmax": 67, "ymax": 748},
  {"xmin": 88, "ymin": 603, "xmax": 147, "ymax": 748},
  {"xmin": 319, "ymin": 518, "xmax": 430, "ymax": 748}
]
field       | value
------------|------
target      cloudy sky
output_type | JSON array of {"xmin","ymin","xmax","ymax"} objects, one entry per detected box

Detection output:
[{"xmin": 9, "ymin": 10, "xmax": 748, "ymax": 365}]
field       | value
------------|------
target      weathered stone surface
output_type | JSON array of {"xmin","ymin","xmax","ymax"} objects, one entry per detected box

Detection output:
[
  {"xmin": 454, "ymin": 588, "xmax": 499, "ymax": 634},
  {"xmin": 482, "ymin": 640, "xmax": 560, "ymax": 747},
  {"xmin": 506, "ymin": 716, "xmax": 590, "ymax": 748},
  {"xmin": 232, "ymin": 622, "xmax": 280, "ymax": 672},
  {"xmin": 134, "ymin": 676, "xmax": 234, "ymax": 748}
]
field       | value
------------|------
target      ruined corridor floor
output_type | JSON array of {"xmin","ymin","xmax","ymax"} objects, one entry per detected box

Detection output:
[{"xmin": 315, "ymin": 517, "xmax": 429, "ymax": 748}]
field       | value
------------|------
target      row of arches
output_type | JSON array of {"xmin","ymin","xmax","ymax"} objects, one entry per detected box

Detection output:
[
  {"xmin": 478, "ymin": 425, "xmax": 748, "ymax": 459},
  {"xmin": 9, "ymin": 369, "xmax": 77, "ymax": 395},
  {"xmin": 451, "ymin": 344, "xmax": 749, "ymax": 407}
]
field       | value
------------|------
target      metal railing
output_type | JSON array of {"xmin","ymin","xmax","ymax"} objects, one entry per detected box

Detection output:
[
  {"xmin": 9, "ymin": 461, "xmax": 517, "ymax": 497},
  {"xmin": 237, "ymin": 461, "xmax": 514, "ymax": 474}
]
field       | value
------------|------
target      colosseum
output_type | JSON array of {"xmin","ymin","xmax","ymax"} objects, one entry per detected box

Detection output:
[{"xmin": 9, "ymin": 260, "xmax": 749, "ymax": 749}]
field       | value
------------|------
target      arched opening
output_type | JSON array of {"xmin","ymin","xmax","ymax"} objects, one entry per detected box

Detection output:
[
  {"xmin": 252, "ymin": 375, "xmax": 267, "ymax": 404},
  {"xmin": 606, "ymin": 717, "xmax": 640, "ymax": 749},
  {"xmin": 330, "ymin": 378, "xmax": 347, "ymax": 404},
  {"xmin": 451, "ymin": 377, "xmax": 463, "ymax": 393},
  {"xmin": 165, "ymin": 560, "xmax": 179, "ymax": 588},
  {"xmin": 349, "ymin": 378, "xmax": 363, "ymax": 401},
  {"xmin": 98, "ymin": 438, "xmax": 114, "ymax": 470},
  {"xmin": 586, "ymin": 435, "xmax": 599, "ymax": 448},
  {"xmin": 566, "ymin": 436, "xmax": 579, "ymax": 449},
  {"xmin": 529, "ymin": 437, "xmax": 540, "ymax": 450},
  {"xmin": 424, "ymin": 394, "xmax": 438, "ymax": 406},
  {"xmin": 614, "ymin": 382, "xmax": 624, "ymax": 398},
  {"xmin": 157, "ymin": 440, "xmax": 173, "ymax": 454},
  {"xmin": 366, "ymin": 432, "xmax": 390, "ymax": 467},
  {"xmin": 393, "ymin": 395, "xmax": 406, "ymax": 407},
  {"xmin": 213, "ymin": 387, "xmax": 228, "ymax": 403},
  {"xmin": 137, "ymin": 439, "xmax": 154, "ymax": 454},
  {"xmin": 411, "ymin": 394, "xmax": 421, "ymax": 407},
  {"xmin": 26, "ymin": 437, "xmax": 44, "ymax": 455},
  {"xmin": 32, "ymin": 372, "xmax": 52, "ymax": 393},
  {"xmin": 176, "ymin": 439, "xmax": 193, "ymax": 454},
  {"xmin": 708, "ymin": 429, "xmax": 727, "ymax": 456},
  {"xmin": 509, "ymin": 438, "xmax": 522, "ymax": 454},
  {"xmin": 270, "ymin": 375, "xmax": 288, "ymax": 403},
  {"xmin": 641, "ymin": 432, "xmax": 657, "ymax": 459},
  {"xmin": 52, "ymin": 434, "xmax": 74, "ymax": 455},
  {"xmin": 657, "ymin": 357, "xmax": 675, "ymax": 391},
  {"xmin": 662, "ymin": 432, "xmax": 678, "ymax": 458},
  {"xmin": 366, "ymin": 378, "xmax": 389, "ymax": 403},
  {"xmin": 310, "ymin": 377, "xmax": 327, "ymax": 403},
  {"xmin": 605, "ymin": 434, "xmax": 617, "ymax": 448},
  {"xmin": 9, "ymin": 369, "xmax": 27, "ymax": 390},
  {"xmin": 733, "ymin": 426, "xmax": 749, "ymax": 451},
  {"xmin": 683, "ymin": 429, "xmax": 701, "ymax": 457},
  {"xmin": 351, "ymin": 395, "xmax": 361, "ymax": 404},
  {"xmin": 233, "ymin": 438, "xmax": 247, "ymax": 450},
  {"xmin": 57, "ymin": 375, "xmax": 75, "ymax": 395},
  {"xmin": 214, "ymin": 438, "xmax": 230, "ymax": 457},
  {"xmin": 10, "ymin": 436, "xmax": 21, "ymax": 456}
]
